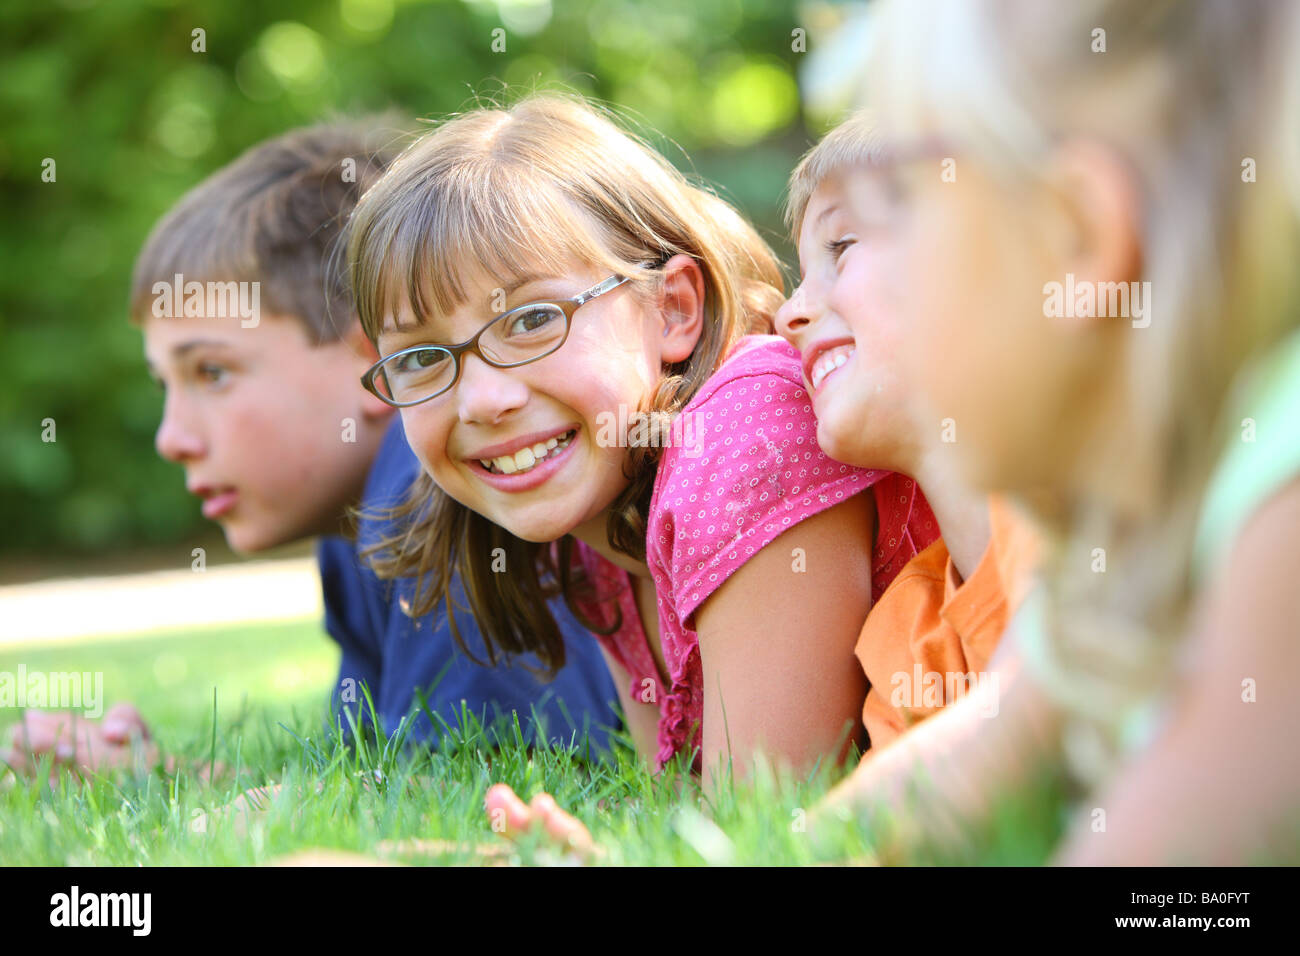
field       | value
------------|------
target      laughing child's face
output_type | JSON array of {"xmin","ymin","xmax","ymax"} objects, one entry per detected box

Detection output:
[
  {"xmin": 780, "ymin": 155, "xmax": 1123, "ymax": 499},
  {"xmin": 776, "ymin": 173, "xmax": 923, "ymax": 474},
  {"xmin": 377, "ymin": 257, "xmax": 702, "ymax": 545},
  {"xmin": 144, "ymin": 312, "xmax": 388, "ymax": 553}
]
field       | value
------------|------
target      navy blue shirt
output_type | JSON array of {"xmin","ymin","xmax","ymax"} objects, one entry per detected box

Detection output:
[{"xmin": 316, "ymin": 417, "xmax": 620, "ymax": 753}]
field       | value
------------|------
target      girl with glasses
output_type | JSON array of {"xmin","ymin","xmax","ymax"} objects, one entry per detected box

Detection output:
[{"xmin": 345, "ymin": 93, "xmax": 937, "ymax": 817}]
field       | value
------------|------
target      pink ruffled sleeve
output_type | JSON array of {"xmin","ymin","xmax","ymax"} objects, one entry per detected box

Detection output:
[{"xmin": 645, "ymin": 336, "xmax": 887, "ymax": 766}]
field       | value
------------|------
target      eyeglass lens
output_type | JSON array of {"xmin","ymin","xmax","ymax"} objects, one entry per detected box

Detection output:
[{"xmin": 377, "ymin": 303, "xmax": 569, "ymax": 403}]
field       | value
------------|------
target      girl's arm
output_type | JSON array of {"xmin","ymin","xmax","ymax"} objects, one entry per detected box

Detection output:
[
  {"xmin": 692, "ymin": 492, "xmax": 876, "ymax": 792},
  {"xmin": 1056, "ymin": 477, "xmax": 1300, "ymax": 864},
  {"xmin": 596, "ymin": 645, "xmax": 660, "ymax": 762}
]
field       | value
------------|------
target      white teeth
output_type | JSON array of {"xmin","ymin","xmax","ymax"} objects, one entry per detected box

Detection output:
[
  {"xmin": 482, "ymin": 430, "xmax": 576, "ymax": 475},
  {"xmin": 811, "ymin": 345, "xmax": 855, "ymax": 391}
]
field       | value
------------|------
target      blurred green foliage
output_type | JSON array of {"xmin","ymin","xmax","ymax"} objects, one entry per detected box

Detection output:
[{"xmin": 0, "ymin": 0, "xmax": 824, "ymax": 559}]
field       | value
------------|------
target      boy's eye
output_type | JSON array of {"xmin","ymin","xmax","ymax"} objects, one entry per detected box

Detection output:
[
  {"xmin": 198, "ymin": 362, "xmax": 229, "ymax": 385},
  {"xmin": 824, "ymin": 237, "xmax": 856, "ymax": 262}
]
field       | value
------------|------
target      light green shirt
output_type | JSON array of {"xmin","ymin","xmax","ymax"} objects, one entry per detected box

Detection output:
[
  {"xmin": 1017, "ymin": 324, "xmax": 1300, "ymax": 777},
  {"xmin": 1194, "ymin": 326, "xmax": 1300, "ymax": 578}
]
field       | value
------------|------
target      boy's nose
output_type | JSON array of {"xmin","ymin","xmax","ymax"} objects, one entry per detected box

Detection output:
[
  {"xmin": 775, "ymin": 284, "xmax": 815, "ymax": 344},
  {"xmin": 154, "ymin": 397, "xmax": 205, "ymax": 463},
  {"xmin": 455, "ymin": 353, "xmax": 530, "ymax": 426}
]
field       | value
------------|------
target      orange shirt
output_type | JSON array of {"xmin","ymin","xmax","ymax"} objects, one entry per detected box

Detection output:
[{"xmin": 856, "ymin": 495, "xmax": 1040, "ymax": 752}]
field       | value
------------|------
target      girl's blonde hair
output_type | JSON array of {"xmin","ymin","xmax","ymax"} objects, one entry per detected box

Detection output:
[
  {"xmin": 345, "ymin": 93, "xmax": 784, "ymax": 674},
  {"xmin": 860, "ymin": 0, "xmax": 1300, "ymax": 779}
]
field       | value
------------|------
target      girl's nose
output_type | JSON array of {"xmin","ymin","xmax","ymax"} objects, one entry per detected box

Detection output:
[{"xmin": 455, "ymin": 353, "xmax": 530, "ymax": 425}]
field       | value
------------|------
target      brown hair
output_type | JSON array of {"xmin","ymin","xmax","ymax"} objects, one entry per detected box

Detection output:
[
  {"xmin": 346, "ymin": 92, "xmax": 785, "ymax": 675},
  {"xmin": 130, "ymin": 116, "xmax": 409, "ymax": 341}
]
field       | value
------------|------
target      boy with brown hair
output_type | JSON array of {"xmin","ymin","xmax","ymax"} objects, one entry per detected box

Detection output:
[{"xmin": 5, "ymin": 119, "xmax": 618, "ymax": 777}]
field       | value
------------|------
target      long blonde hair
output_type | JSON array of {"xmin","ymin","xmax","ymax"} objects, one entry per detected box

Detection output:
[
  {"xmin": 860, "ymin": 0, "xmax": 1300, "ymax": 777},
  {"xmin": 345, "ymin": 93, "xmax": 784, "ymax": 674}
]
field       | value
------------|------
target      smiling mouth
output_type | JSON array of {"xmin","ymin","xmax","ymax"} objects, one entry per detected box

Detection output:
[
  {"xmin": 810, "ymin": 344, "xmax": 856, "ymax": 391},
  {"xmin": 477, "ymin": 429, "xmax": 577, "ymax": 475}
]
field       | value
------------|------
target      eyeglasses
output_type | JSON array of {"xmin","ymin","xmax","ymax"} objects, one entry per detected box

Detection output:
[{"xmin": 361, "ymin": 274, "xmax": 632, "ymax": 408}]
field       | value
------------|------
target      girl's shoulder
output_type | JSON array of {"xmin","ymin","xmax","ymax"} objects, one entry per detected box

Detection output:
[
  {"xmin": 648, "ymin": 334, "xmax": 884, "ymax": 625},
  {"xmin": 683, "ymin": 334, "xmax": 805, "ymax": 414},
  {"xmin": 663, "ymin": 334, "xmax": 853, "ymax": 491}
]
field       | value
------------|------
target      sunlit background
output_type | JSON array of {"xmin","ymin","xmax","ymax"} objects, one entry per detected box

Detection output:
[{"xmin": 0, "ymin": 0, "xmax": 870, "ymax": 581}]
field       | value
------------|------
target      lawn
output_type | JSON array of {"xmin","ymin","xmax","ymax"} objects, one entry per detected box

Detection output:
[{"xmin": 0, "ymin": 622, "xmax": 1068, "ymax": 866}]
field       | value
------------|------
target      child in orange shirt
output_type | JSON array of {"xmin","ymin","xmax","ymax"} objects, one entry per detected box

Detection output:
[
  {"xmin": 853, "ymin": 496, "xmax": 1038, "ymax": 750},
  {"xmin": 774, "ymin": 114, "xmax": 1040, "ymax": 753}
]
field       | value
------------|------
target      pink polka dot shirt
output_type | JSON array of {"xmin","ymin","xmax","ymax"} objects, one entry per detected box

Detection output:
[{"xmin": 574, "ymin": 336, "xmax": 938, "ymax": 770}]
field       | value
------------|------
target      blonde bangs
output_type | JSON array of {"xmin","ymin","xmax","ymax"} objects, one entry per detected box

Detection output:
[
  {"xmin": 785, "ymin": 113, "xmax": 888, "ymax": 238},
  {"xmin": 350, "ymin": 103, "xmax": 673, "ymax": 340},
  {"xmin": 784, "ymin": 0, "xmax": 1046, "ymax": 246},
  {"xmin": 860, "ymin": 0, "xmax": 1054, "ymax": 175},
  {"xmin": 366, "ymin": 175, "xmax": 641, "ymax": 338}
]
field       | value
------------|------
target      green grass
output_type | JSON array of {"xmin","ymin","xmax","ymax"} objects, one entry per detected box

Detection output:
[{"xmin": 0, "ymin": 623, "xmax": 1068, "ymax": 865}]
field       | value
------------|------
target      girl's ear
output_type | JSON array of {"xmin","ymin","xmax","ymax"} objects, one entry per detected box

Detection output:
[
  {"xmin": 1042, "ymin": 138, "xmax": 1144, "ymax": 325},
  {"xmin": 655, "ymin": 253, "xmax": 706, "ymax": 364}
]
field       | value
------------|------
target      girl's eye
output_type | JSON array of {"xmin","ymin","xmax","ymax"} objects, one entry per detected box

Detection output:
[
  {"xmin": 505, "ymin": 307, "xmax": 560, "ymax": 337},
  {"xmin": 394, "ymin": 348, "xmax": 450, "ymax": 373}
]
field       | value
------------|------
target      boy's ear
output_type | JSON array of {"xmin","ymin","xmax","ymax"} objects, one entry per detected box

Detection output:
[
  {"xmin": 340, "ymin": 320, "xmax": 392, "ymax": 421},
  {"xmin": 1041, "ymin": 138, "xmax": 1144, "ymax": 325},
  {"xmin": 656, "ymin": 253, "xmax": 706, "ymax": 364}
]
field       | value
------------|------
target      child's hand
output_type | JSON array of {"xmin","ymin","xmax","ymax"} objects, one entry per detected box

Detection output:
[
  {"xmin": 193, "ymin": 782, "xmax": 286, "ymax": 838},
  {"xmin": 483, "ymin": 783, "xmax": 602, "ymax": 862},
  {"xmin": 3, "ymin": 703, "xmax": 159, "ymax": 783}
]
